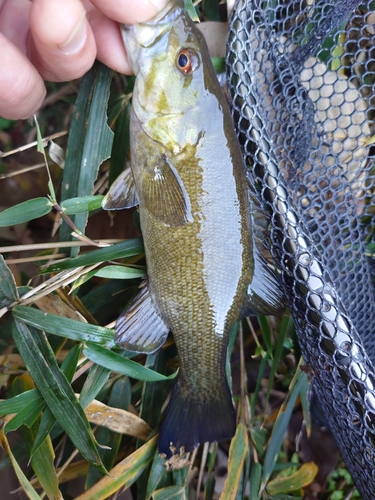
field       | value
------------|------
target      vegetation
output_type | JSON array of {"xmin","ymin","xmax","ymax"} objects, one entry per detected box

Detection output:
[{"xmin": 0, "ymin": 0, "xmax": 363, "ymax": 498}]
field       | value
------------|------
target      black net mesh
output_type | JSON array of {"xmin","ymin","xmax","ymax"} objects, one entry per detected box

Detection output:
[{"xmin": 227, "ymin": 0, "xmax": 375, "ymax": 496}]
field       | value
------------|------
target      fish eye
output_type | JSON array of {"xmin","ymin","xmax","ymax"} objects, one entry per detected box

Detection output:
[{"xmin": 176, "ymin": 48, "xmax": 199, "ymax": 74}]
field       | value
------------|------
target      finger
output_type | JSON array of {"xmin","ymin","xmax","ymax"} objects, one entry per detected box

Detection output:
[
  {"xmin": 29, "ymin": 0, "xmax": 97, "ymax": 81},
  {"xmin": 86, "ymin": 8, "xmax": 131, "ymax": 74},
  {"xmin": 89, "ymin": 0, "xmax": 170, "ymax": 25},
  {"xmin": 0, "ymin": 33, "xmax": 46, "ymax": 120}
]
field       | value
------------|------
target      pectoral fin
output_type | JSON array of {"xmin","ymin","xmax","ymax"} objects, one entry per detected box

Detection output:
[
  {"xmin": 115, "ymin": 280, "xmax": 169, "ymax": 353},
  {"xmin": 243, "ymin": 246, "xmax": 286, "ymax": 317},
  {"xmin": 141, "ymin": 155, "xmax": 193, "ymax": 226},
  {"xmin": 102, "ymin": 166, "xmax": 139, "ymax": 210}
]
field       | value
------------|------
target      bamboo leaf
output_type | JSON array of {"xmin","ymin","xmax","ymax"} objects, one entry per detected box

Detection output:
[
  {"xmin": 93, "ymin": 265, "xmax": 146, "ymax": 280},
  {"xmin": 43, "ymin": 238, "xmax": 144, "ymax": 273},
  {"xmin": 109, "ymin": 99, "xmax": 131, "ymax": 186},
  {"xmin": 262, "ymin": 369, "xmax": 307, "ymax": 485},
  {"xmin": 79, "ymin": 364, "xmax": 111, "ymax": 409},
  {"xmin": 86, "ymin": 376, "xmax": 132, "ymax": 488},
  {"xmin": 61, "ymin": 196, "xmax": 104, "ymax": 215},
  {"xmin": 84, "ymin": 397, "xmax": 152, "ymax": 440},
  {"xmin": 4, "ymin": 394, "xmax": 45, "ymax": 433},
  {"xmin": 12, "ymin": 375, "xmax": 62, "ymax": 500},
  {"xmin": 0, "ymin": 255, "xmax": 18, "ymax": 307},
  {"xmin": 0, "ymin": 428, "xmax": 41, "ymax": 500},
  {"xmin": 250, "ymin": 462, "xmax": 262, "ymax": 500},
  {"xmin": 31, "ymin": 344, "xmax": 81, "ymax": 457},
  {"xmin": 75, "ymin": 435, "xmax": 158, "ymax": 500},
  {"xmin": 0, "ymin": 197, "xmax": 52, "ymax": 227},
  {"xmin": 60, "ymin": 62, "xmax": 114, "ymax": 254},
  {"xmin": 83, "ymin": 343, "xmax": 178, "ymax": 382},
  {"xmin": 11, "ymin": 319, "xmax": 106, "ymax": 472},
  {"xmin": 13, "ymin": 305, "xmax": 115, "ymax": 347},
  {"xmin": 266, "ymin": 462, "xmax": 318, "ymax": 495},
  {"xmin": 221, "ymin": 423, "xmax": 249, "ymax": 499},
  {"xmin": 146, "ymin": 451, "xmax": 172, "ymax": 498},
  {"xmin": 0, "ymin": 389, "xmax": 42, "ymax": 416},
  {"xmin": 153, "ymin": 486, "xmax": 187, "ymax": 500}
]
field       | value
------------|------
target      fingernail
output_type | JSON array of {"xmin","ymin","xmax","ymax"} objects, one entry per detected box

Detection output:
[
  {"xmin": 147, "ymin": 0, "xmax": 171, "ymax": 12},
  {"xmin": 58, "ymin": 11, "xmax": 87, "ymax": 55}
]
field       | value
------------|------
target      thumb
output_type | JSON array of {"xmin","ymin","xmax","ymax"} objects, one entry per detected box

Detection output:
[{"xmin": 29, "ymin": 0, "xmax": 97, "ymax": 81}]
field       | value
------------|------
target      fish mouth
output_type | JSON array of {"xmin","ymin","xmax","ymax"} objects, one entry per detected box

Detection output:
[
  {"xmin": 122, "ymin": 1, "xmax": 184, "ymax": 47},
  {"xmin": 122, "ymin": 2, "xmax": 183, "ymax": 30}
]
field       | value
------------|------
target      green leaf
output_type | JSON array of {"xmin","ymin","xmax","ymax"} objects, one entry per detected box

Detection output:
[
  {"xmin": 109, "ymin": 99, "xmax": 131, "ymax": 187},
  {"xmin": 153, "ymin": 486, "xmax": 187, "ymax": 500},
  {"xmin": 75, "ymin": 435, "xmax": 157, "ymax": 500},
  {"xmin": 86, "ymin": 376, "xmax": 131, "ymax": 488},
  {"xmin": 12, "ymin": 375, "xmax": 62, "ymax": 500},
  {"xmin": 0, "ymin": 255, "xmax": 18, "ymax": 307},
  {"xmin": 184, "ymin": 0, "xmax": 199, "ymax": 22},
  {"xmin": 61, "ymin": 195, "xmax": 105, "ymax": 215},
  {"xmin": 83, "ymin": 343, "xmax": 178, "ymax": 382},
  {"xmin": 11, "ymin": 319, "xmax": 106, "ymax": 472},
  {"xmin": 4, "ymin": 394, "xmax": 45, "ymax": 433},
  {"xmin": 0, "ymin": 430, "xmax": 41, "ymax": 500},
  {"xmin": 204, "ymin": 474, "xmax": 216, "ymax": 500},
  {"xmin": 266, "ymin": 315, "xmax": 290, "ymax": 401},
  {"xmin": 262, "ymin": 369, "xmax": 308, "ymax": 485},
  {"xmin": 212, "ymin": 57, "xmax": 225, "ymax": 74},
  {"xmin": 250, "ymin": 462, "xmax": 262, "ymax": 500},
  {"xmin": 60, "ymin": 62, "xmax": 114, "ymax": 255},
  {"xmin": 146, "ymin": 450, "xmax": 172, "ymax": 498},
  {"xmin": 258, "ymin": 316, "xmax": 273, "ymax": 358},
  {"xmin": 79, "ymin": 364, "xmax": 110, "ymax": 409},
  {"xmin": 13, "ymin": 305, "xmax": 115, "ymax": 347},
  {"xmin": 0, "ymin": 197, "xmax": 52, "ymax": 227},
  {"xmin": 221, "ymin": 423, "xmax": 249, "ymax": 499},
  {"xmin": 31, "ymin": 344, "xmax": 82, "ymax": 457},
  {"xmin": 266, "ymin": 462, "xmax": 318, "ymax": 495},
  {"xmin": 93, "ymin": 265, "xmax": 146, "ymax": 280},
  {"xmin": 43, "ymin": 238, "xmax": 144, "ymax": 273},
  {"xmin": 0, "ymin": 389, "xmax": 42, "ymax": 416}
]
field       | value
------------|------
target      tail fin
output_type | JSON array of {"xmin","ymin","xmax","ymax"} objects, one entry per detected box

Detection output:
[{"xmin": 158, "ymin": 379, "xmax": 236, "ymax": 457}]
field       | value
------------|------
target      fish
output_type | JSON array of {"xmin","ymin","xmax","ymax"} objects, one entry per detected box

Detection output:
[{"xmin": 102, "ymin": 0, "xmax": 284, "ymax": 457}]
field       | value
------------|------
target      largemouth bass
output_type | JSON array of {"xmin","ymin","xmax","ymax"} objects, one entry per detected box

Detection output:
[{"xmin": 103, "ymin": 0, "xmax": 284, "ymax": 456}]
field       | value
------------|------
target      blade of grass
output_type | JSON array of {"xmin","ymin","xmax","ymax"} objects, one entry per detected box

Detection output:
[
  {"xmin": 261, "ymin": 367, "xmax": 307, "ymax": 487},
  {"xmin": 13, "ymin": 305, "xmax": 115, "ymax": 347},
  {"xmin": 31, "ymin": 344, "xmax": 81, "ymax": 457},
  {"xmin": 85, "ymin": 376, "xmax": 132, "ymax": 488},
  {"xmin": 83, "ymin": 343, "xmax": 178, "ymax": 382},
  {"xmin": 75, "ymin": 435, "xmax": 158, "ymax": 500},
  {"xmin": 0, "ymin": 255, "xmax": 18, "ymax": 308},
  {"xmin": 43, "ymin": 238, "xmax": 144, "ymax": 273},
  {"xmin": 12, "ymin": 319, "xmax": 106, "ymax": 472},
  {"xmin": 0, "ymin": 427, "xmax": 41, "ymax": 500},
  {"xmin": 266, "ymin": 462, "xmax": 318, "ymax": 495},
  {"xmin": 221, "ymin": 423, "xmax": 249, "ymax": 499},
  {"xmin": 12, "ymin": 375, "xmax": 63, "ymax": 500},
  {"xmin": 0, "ymin": 197, "xmax": 52, "ymax": 227},
  {"xmin": 60, "ymin": 62, "xmax": 113, "ymax": 255}
]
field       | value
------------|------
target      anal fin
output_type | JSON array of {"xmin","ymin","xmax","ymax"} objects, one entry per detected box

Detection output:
[{"xmin": 115, "ymin": 280, "xmax": 169, "ymax": 353}]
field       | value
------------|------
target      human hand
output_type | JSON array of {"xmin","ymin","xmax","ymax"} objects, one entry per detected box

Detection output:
[{"xmin": 0, "ymin": 0, "xmax": 168, "ymax": 120}]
